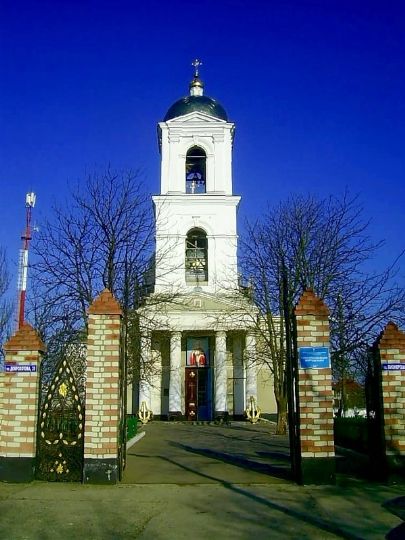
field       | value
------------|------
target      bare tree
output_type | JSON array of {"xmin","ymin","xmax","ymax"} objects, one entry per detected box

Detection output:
[
  {"xmin": 241, "ymin": 192, "xmax": 405, "ymax": 431},
  {"xmin": 30, "ymin": 168, "xmax": 155, "ymax": 377},
  {"xmin": 0, "ymin": 247, "xmax": 13, "ymax": 360},
  {"xmin": 329, "ymin": 258, "xmax": 405, "ymax": 414}
]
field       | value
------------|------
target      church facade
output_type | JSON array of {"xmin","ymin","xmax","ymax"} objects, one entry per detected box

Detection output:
[{"xmin": 136, "ymin": 64, "xmax": 275, "ymax": 421}]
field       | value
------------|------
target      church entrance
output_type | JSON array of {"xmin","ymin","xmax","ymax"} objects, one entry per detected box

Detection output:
[
  {"xmin": 185, "ymin": 367, "xmax": 213, "ymax": 421},
  {"xmin": 185, "ymin": 336, "xmax": 213, "ymax": 421}
]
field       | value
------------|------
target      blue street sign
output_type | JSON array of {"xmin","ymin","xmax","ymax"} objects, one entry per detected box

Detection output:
[
  {"xmin": 382, "ymin": 363, "xmax": 405, "ymax": 371},
  {"xmin": 299, "ymin": 347, "xmax": 331, "ymax": 369},
  {"xmin": 5, "ymin": 364, "xmax": 37, "ymax": 373}
]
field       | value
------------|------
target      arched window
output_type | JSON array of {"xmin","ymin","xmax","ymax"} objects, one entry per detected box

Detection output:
[
  {"xmin": 185, "ymin": 228, "xmax": 208, "ymax": 283},
  {"xmin": 186, "ymin": 146, "xmax": 206, "ymax": 194}
]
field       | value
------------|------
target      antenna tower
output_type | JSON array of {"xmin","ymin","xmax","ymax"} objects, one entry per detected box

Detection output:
[{"xmin": 16, "ymin": 192, "xmax": 36, "ymax": 330}]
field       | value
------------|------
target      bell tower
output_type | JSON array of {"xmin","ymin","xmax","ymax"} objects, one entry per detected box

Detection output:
[
  {"xmin": 153, "ymin": 61, "xmax": 240, "ymax": 294},
  {"xmin": 136, "ymin": 62, "xmax": 263, "ymax": 424}
]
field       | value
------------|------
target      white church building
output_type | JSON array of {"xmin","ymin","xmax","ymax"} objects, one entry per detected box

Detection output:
[{"xmin": 136, "ymin": 62, "xmax": 276, "ymax": 421}]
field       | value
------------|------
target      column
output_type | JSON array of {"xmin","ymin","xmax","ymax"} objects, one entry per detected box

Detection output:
[
  {"xmin": 168, "ymin": 331, "xmax": 182, "ymax": 419},
  {"xmin": 215, "ymin": 331, "xmax": 227, "ymax": 419},
  {"xmin": 375, "ymin": 322, "xmax": 405, "ymax": 474},
  {"xmin": 233, "ymin": 335, "xmax": 245, "ymax": 417},
  {"xmin": 150, "ymin": 338, "xmax": 163, "ymax": 418},
  {"xmin": 84, "ymin": 289, "xmax": 122, "ymax": 484},
  {"xmin": 295, "ymin": 289, "xmax": 335, "ymax": 485},
  {"xmin": 245, "ymin": 332, "xmax": 257, "ymax": 404},
  {"xmin": 0, "ymin": 323, "xmax": 45, "ymax": 482},
  {"xmin": 139, "ymin": 332, "xmax": 152, "ymax": 411}
]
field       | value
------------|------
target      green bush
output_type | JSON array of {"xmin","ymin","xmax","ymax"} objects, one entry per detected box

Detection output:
[
  {"xmin": 334, "ymin": 417, "xmax": 368, "ymax": 453},
  {"xmin": 126, "ymin": 414, "xmax": 138, "ymax": 440}
]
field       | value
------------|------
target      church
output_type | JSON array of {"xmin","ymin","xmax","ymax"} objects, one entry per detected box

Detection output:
[{"xmin": 135, "ymin": 61, "xmax": 275, "ymax": 421}]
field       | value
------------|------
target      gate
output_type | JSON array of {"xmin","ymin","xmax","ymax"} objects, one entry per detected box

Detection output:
[
  {"xmin": 283, "ymin": 271, "xmax": 302, "ymax": 484},
  {"xmin": 365, "ymin": 346, "xmax": 387, "ymax": 479},
  {"xmin": 117, "ymin": 329, "xmax": 127, "ymax": 480},
  {"xmin": 36, "ymin": 346, "xmax": 86, "ymax": 482}
]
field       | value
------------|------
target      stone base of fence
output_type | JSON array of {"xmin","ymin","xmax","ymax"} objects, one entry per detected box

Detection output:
[
  {"xmin": 83, "ymin": 458, "xmax": 119, "ymax": 484},
  {"xmin": 301, "ymin": 457, "xmax": 336, "ymax": 485},
  {"xmin": 0, "ymin": 456, "xmax": 36, "ymax": 483},
  {"xmin": 386, "ymin": 455, "xmax": 405, "ymax": 477}
]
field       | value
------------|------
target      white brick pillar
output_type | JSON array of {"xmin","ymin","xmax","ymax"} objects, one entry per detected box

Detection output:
[
  {"xmin": 84, "ymin": 289, "xmax": 122, "ymax": 484},
  {"xmin": 215, "ymin": 331, "xmax": 227, "ymax": 419},
  {"xmin": 0, "ymin": 323, "xmax": 45, "ymax": 482},
  {"xmin": 295, "ymin": 289, "xmax": 335, "ymax": 485},
  {"xmin": 139, "ymin": 332, "xmax": 152, "ymax": 411},
  {"xmin": 245, "ymin": 332, "xmax": 257, "ymax": 404},
  {"xmin": 169, "ymin": 331, "xmax": 182, "ymax": 419},
  {"xmin": 375, "ymin": 322, "xmax": 405, "ymax": 474}
]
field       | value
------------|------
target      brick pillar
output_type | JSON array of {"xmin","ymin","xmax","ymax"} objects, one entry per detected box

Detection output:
[
  {"xmin": 295, "ymin": 290, "xmax": 335, "ymax": 484},
  {"xmin": 0, "ymin": 323, "xmax": 46, "ymax": 482},
  {"xmin": 375, "ymin": 322, "xmax": 405, "ymax": 473},
  {"xmin": 83, "ymin": 289, "xmax": 122, "ymax": 484}
]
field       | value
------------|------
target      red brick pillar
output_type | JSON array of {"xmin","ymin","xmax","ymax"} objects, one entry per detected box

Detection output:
[
  {"xmin": 375, "ymin": 322, "xmax": 405, "ymax": 473},
  {"xmin": 83, "ymin": 289, "xmax": 123, "ymax": 484},
  {"xmin": 0, "ymin": 323, "xmax": 46, "ymax": 482},
  {"xmin": 295, "ymin": 290, "xmax": 335, "ymax": 484}
]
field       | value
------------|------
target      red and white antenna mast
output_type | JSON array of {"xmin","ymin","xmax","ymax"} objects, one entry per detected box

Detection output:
[{"xmin": 16, "ymin": 192, "xmax": 36, "ymax": 330}]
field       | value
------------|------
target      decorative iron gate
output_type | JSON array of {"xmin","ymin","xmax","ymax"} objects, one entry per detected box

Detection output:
[
  {"xmin": 283, "ymin": 270, "xmax": 302, "ymax": 484},
  {"xmin": 365, "ymin": 346, "xmax": 387, "ymax": 479},
  {"xmin": 117, "ymin": 326, "xmax": 128, "ymax": 480},
  {"xmin": 36, "ymin": 348, "xmax": 86, "ymax": 482}
]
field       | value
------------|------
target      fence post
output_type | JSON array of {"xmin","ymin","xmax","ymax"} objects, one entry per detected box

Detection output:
[
  {"xmin": 375, "ymin": 322, "xmax": 405, "ymax": 475},
  {"xmin": 294, "ymin": 290, "xmax": 335, "ymax": 484},
  {"xmin": 0, "ymin": 323, "xmax": 46, "ymax": 482},
  {"xmin": 83, "ymin": 288, "xmax": 123, "ymax": 484}
]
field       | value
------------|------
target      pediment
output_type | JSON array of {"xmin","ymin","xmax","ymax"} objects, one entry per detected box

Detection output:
[
  {"xmin": 165, "ymin": 291, "xmax": 256, "ymax": 313},
  {"xmin": 137, "ymin": 290, "xmax": 258, "ymax": 332},
  {"xmin": 166, "ymin": 111, "xmax": 228, "ymax": 125}
]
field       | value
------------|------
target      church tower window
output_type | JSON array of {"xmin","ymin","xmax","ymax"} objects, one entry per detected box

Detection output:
[
  {"xmin": 185, "ymin": 228, "xmax": 208, "ymax": 283},
  {"xmin": 186, "ymin": 146, "xmax": 206, "ymax": 194}
]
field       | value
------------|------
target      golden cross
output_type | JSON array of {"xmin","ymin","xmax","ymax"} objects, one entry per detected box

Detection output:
[{"xmin": 192, "ymin": 58, "xmax": 202, "ymax": 77}]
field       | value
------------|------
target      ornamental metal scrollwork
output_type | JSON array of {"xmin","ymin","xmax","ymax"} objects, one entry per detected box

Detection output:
[{"xmin": 36, "ymin": 355, "xmax": 85, "ymax": 482}]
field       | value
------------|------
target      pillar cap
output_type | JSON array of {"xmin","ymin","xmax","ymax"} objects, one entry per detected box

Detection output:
[
  {"xmin": 295, "ymin": 289, "xmax": 329, "ymax": 316},
  {"xmin": 4, "ymin": 322, "xmax": 46, "ymax": 353},
  {"xmin": 376, "ymin": 321, "xmax": 405, "ymax": 350},
  {"xmin": 88, "ymin": 288, "xmax": 122, "ymax": 316}
]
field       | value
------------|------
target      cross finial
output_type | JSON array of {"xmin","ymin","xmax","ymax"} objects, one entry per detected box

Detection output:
[{"xmin": 192, "ymin": 58, "xmax": 202, "ymax": 78}]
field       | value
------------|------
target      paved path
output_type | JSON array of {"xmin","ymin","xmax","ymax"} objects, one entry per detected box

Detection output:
[
  {"xmin": 1, "ymin": 421, "xmax": 404, "ymax": 539},
  {"xmin": 123, "ymin": 421, "xmax": 291, "ymax": 484},
  {"xmin": 1, "ymin": 477, "xmax": 404, "ymax": 539}
]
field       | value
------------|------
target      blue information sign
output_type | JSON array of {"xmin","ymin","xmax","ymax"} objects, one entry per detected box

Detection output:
[
  {"xmin": 382, "ymin": 363, "xmax": 405, "ymax": 371},
  {"xmin": 299, "ymin": 347, "xmax": 330, "ymax": 369},
  {"xmin": 5, "ymin": 364, "xmax": 37, "ymax": 373}
]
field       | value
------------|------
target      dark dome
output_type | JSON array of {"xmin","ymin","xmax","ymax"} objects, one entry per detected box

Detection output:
[{"xmin": 164, "ymin": 95, "xmax": 228, "ymax": 122}]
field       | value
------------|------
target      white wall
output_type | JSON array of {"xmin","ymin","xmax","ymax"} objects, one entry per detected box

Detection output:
[{"xmin": 154, "ymin": 195, "xmax": 240, "ymax": 293}]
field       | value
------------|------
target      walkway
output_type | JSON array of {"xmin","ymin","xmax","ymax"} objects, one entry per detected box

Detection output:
[
  {"xmin": 123, "ymin": 420, "xmax": 292, "ymax": 484},
  {"xmin": 1, "ymin": 421, "xmax": 404, "ymax": 538}
]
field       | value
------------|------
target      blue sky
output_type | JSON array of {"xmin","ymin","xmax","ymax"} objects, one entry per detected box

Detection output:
[{"xmin": 1, "ymin": 0, "xmax": 404, "ymax": 302}]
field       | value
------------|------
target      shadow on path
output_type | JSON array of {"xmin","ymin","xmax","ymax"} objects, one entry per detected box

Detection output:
[
  {"xmin": 168, "ymin": 441, "xmax": 292, "ymax": 481},
  {"xmin": 124, "ymin": 421, "xmax": 291, "ymax": 484},
  {"xmin": 126, "ymin": 439, "xmax": 363, "ymax": 540}
]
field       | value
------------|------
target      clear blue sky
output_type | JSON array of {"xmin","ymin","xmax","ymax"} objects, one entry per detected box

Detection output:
[{"xmin": 1, "ymin": 0, "xmax": 404, "ymax": 301}]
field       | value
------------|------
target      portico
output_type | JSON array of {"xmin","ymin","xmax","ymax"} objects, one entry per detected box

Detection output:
[{"xmin": 136, "ymin": 323, "xmax": 258, "ymax": 421}]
